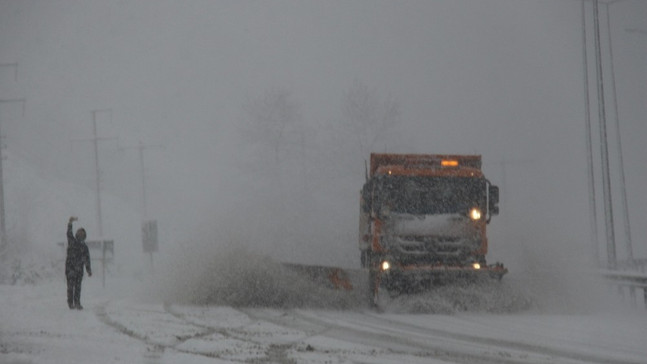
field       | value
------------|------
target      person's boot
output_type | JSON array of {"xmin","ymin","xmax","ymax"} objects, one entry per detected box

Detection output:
[{"xmin": 67, "ymin": 290, "xmax": 74, "ymax": 309}]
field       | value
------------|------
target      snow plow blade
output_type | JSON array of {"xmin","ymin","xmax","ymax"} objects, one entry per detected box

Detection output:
[
  {"xmin": 281, "ymin": 262, "xmax": 507, "ymax": 292},
  {"xmin": 383, "ymin": 262, "xmax": 508, "ymax": 284},
  {"xmin": 398, "ymin": 262, "xmax": 508, "ymax": 281},
  {"xmin": 376, "ymin": 262, "xmax": 508, "ymax": 295},
  {"xmin": 281, "ymin": 263, "xmax": 363, "ymax": 291},
  {"xmin": 281, "ymin": 262, "xmax": 508, "ymax": 309}
]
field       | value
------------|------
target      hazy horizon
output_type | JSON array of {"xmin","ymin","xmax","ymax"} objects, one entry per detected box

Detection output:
[{"xmin": 1, "ymin": 0, "xmax": 646, "ymax": 274}]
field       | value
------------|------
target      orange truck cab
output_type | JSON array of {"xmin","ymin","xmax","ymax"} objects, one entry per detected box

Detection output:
[{"xmin": 359, "ymin": 154, "xmax": 506, "ymax": 296}]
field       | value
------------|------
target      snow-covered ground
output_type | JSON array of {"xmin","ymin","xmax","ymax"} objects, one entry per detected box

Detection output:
[{"xmin": 2, "ymin": 271, "xmax": 646, "ymax": 364}]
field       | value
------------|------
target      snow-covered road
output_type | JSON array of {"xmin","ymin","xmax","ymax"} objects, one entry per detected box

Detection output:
[{"xmin": 2, "ymin": 278, "xmax": 646, "ymax": 364}]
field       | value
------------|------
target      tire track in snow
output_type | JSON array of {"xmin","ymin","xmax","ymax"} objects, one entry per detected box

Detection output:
[
  {"xmin": 326, "ymin": 310, "xmax": 644, "ymax": 364},
  {"xmin": 244, "ymin": 308, "xmax": 518, "ymax": 364},
  {"xmin": 248, "ymin": 308, "xmax": 636, "ymax": 364},
  {"xmin": 159, "ymin": 303, "xmax": 416, "ymax": 364},
  {"xmin": 236, "ymin": 307, "xmax": 405, "ymax": 364},
  {"xmin": 96, "ymin": 299, "xmax": 638, "ymax": 364},
  {"xmin": 95, "ymin": 300, "xmax": 307, "ymax": 363},
  {"xmin": 164, "ymin": 303, "xmax": 329, "ymax": 364},
  {"xmin": 164, "ymin": 304, "xmax": 544, "ymax": 364},
  {"xmin": 94, "ymin": 301, "xmax": 244, "ymax": 362}
]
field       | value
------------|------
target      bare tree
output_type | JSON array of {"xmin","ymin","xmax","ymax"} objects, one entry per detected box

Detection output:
[
  {"xmin": 342, "ymin": 80, "xmax": 400, "ymax": 158},
  {"xmin": 240, "ymin": 89, "xmax": 302, "ymax": 165},
  {"xmin": 237, "ymin": 89, "xmax": 313, "ymax": 259}
]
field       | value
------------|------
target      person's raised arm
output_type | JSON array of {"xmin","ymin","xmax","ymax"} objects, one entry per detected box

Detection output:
[{"xmin": 67, "ymin": 216, "xmax": 77, "ymax": 243}]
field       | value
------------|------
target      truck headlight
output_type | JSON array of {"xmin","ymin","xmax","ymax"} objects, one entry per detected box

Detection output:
[
  {"xmin": 381, "ymin": 261, "xmax": 391, "ymax": 271},
  {"xmin": 469, "ymin": 208, "xmax": 482, "ymax": 221}
]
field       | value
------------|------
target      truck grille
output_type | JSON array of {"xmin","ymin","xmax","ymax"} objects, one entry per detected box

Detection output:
[{"xmin": 396, "ymin": 235, "xmax": 468, "ymax": 256}]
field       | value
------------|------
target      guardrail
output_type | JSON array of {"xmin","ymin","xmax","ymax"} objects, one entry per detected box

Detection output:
[{"xmin": 601, "ymin": 269, "xmax": 647, "ymax": 309}]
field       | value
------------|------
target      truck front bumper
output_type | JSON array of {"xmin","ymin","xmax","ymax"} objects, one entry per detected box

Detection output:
[{"xmin": 378, "ymin": 262, "xmax": 508, "ymax": 292}]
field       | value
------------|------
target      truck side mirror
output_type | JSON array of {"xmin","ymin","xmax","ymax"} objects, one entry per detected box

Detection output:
[
  {"xmin": 361, "ymin": 180, "xmax": 373, "ymax": 213},
  {"xmin": 488, "ymin": 185, "xmax": 499, "ymax": 216}
]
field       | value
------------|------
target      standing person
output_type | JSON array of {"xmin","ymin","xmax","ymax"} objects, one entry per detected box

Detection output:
[{"xmin": 65, "ymin": 216, "xmax": 92, "ymax": 310}]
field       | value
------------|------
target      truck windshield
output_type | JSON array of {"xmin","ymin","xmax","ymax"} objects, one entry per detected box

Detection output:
[{"xmin": 373, "ymin": 176, "xmax": 486, "ymax": 215}]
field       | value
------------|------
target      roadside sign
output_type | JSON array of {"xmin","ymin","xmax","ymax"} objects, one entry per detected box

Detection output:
[{"xmin": 142, "ymin": 220, "xmax": 158, "ymax": 253}]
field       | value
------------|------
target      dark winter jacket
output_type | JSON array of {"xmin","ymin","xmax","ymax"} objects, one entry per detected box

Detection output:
[{"xmin": 65, "ymin": 223, "xmax": 91, "ymax": 277}]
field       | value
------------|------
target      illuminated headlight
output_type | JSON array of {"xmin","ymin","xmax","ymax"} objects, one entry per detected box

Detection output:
[
  {"xmin": 381, "ymin": 261, "xmax": 391, "ymax": 271},
  {"xmin": 469, "ymin": 208, "xmax": 482, "ymax": 221},
  {"xmin": 472, "ymin": 263, "xmax": 481, "ymax": 270}
]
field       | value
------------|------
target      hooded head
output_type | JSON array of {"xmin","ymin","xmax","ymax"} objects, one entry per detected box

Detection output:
[{"xmin": 75, "ymin": 228, "xmax": 86, "ymax": 242}]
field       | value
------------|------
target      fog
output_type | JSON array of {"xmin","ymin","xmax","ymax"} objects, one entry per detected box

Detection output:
[{"xmin": 1, "ymin": 0, "xmax": 646, "ymax": 311}]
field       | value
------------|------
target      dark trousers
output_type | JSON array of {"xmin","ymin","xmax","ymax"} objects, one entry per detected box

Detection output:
[{"xmin": 66, "ymin": 273, "xmax": 83, "ymax": 308}]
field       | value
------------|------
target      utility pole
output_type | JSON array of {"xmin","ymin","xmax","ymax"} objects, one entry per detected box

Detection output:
[
  {"xmin": 0, "ymin": 63, "xmax": 23, "ymax": 259},
  {"xmin": 605, "ymin": 1, "xmax": 633, "ymax": 265},
  {"xmin": 121, "ymin": 140, "xmax": 163, "ymax": 219},
  {"xmin": 582, "ymin": 0, "xmax": 600, "ymax": 266},
  {"xmin": 73, "ymin": 109, "xmax": 115, "ymax": 238},
  {"xmin": 593, "ymin": 0, "xmax": 617, "ymax": 270},
  {"xmin": 624, "ymin": 23, "xmax": 647, "ymax": 270},
  {"xmin": 0, "ymin": 98, "xmax": 25, "ymax": 259},
  {"xmin": 91, "ymin": 109, "xmax": 116, "ymax": 237},
  {"xmin": 122, "ymin": 141, "xmax": 163, "ymax": 269},
  {"xmin": 92, "ymin": 111, "xmax": 103, "ymax": 236}
]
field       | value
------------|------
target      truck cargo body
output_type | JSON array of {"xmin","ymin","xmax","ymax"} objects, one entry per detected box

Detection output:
[{"xmin": 360, "ymin": 154, "xmax": 505, "ymax": 296}]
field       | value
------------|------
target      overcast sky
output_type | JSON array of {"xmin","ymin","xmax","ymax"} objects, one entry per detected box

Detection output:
[{"xmin": 0, "ymin": 0, "xmax": 646, "ymax": 271}]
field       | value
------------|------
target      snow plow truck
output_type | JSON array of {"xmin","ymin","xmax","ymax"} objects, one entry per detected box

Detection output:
[{"xmin": 359, "ymin": 153, "xmax": 507, "ymax": 303}]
